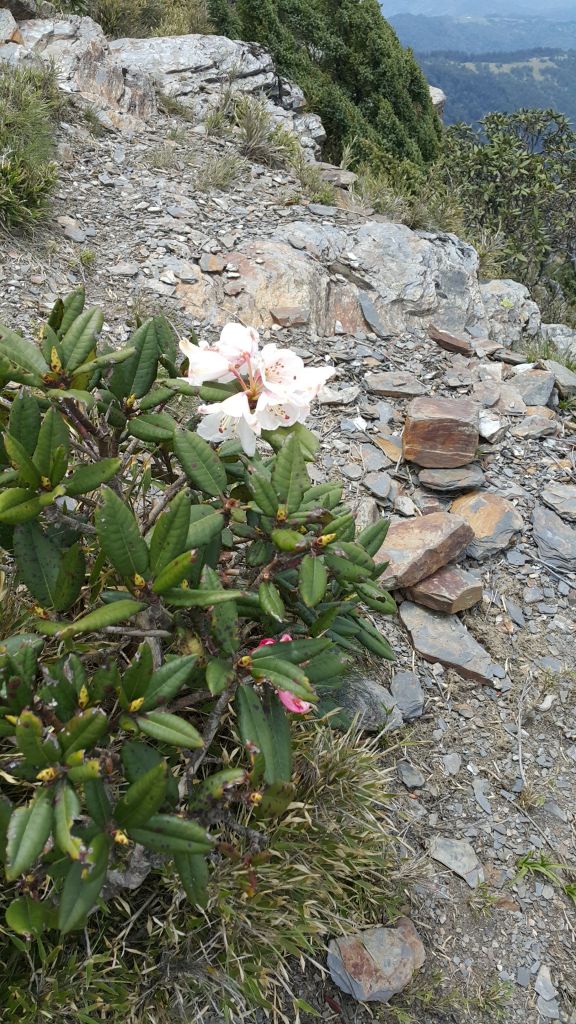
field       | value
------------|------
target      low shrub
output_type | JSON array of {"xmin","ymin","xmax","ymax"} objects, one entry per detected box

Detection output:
[
  {"xmin": 0, "ymin": 290, "xmax": 397, "ymax": 1016},
  {"xmin": 0, "ymin": 63, "xmax": 62, "ymax": 228}
]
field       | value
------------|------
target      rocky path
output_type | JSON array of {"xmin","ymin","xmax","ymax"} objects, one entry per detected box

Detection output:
[{"xmin": 1, "ymin": 99, "xmax": 576, "ymax": 1024}]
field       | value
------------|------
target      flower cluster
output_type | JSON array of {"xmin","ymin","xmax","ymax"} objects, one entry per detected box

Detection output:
[{"xmin": 180, "ymin": 323, "xmax": 334, "ymax": 455}]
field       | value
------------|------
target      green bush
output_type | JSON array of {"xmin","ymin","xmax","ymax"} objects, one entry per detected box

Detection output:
[
  {"xmin": 0, "ymin": 63, "xmax": 61, "ymax": 228},
  {"xmin": 0, "ymin": 288, "xmax": 396, "ymax": 948}
]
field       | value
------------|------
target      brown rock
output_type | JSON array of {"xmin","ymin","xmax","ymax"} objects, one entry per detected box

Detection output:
[
  {"xmin": 270, "ymin": 305, "xmax": 309, "ymax": 327},
  {"xmin": 199, "ymin": 253, "xmax": 226, "ymax": 273},
  {"xmin": 376, "ymin": 511, "xmax": 474, "ymax": 589},
  {"xmin": 403, "ymin": 397, "xmax": 479, "ymax": 468},
  {"xmin": 451, "ymin": 491, "xmax": 523, "ymax": 559},
  {"xmin": 399, "ymin": 602, "xmax": 497, "ymax": 684},
  {"xmin": 365, "ymin": 371, "xmax": 426, "ymax": 398},
  {"xmin": 374, "ymin": 434, "xmax": 402, "ymax": 462},
  {"xmin": 406, "ymin": 565, "xmax": 483, "ymax": 613},
  {"xmin": 327, "ymin": 918, "xmax": 425, "ymax": 1002},
  {"xmin": 418, "ymin": 464, "xmax": 485, "ymax": 493},
  {"xmin": 473, "ymin": 338, "xmax": 504, "ymax": 357},
  {"xmin": 428, "ymin": 325, "xmax": 473, "ymax": 355}
]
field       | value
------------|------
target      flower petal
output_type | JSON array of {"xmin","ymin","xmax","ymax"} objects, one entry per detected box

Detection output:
[
  {"xmin": 277, "ymin": 690, "xmax": 312, "ymax": 714},
  {"xmin": 180, "ymin": 339, "xmax": 230, "ymax": 385}
]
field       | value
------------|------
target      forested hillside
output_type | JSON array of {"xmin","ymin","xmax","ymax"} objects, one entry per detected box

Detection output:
[
  {"xmin": 420, "ymin": 49, "xmax": 576, "ymax": 125},
  {"xmin": 390, "ymin": 13, "xmax": 576, "ymax": 53}
]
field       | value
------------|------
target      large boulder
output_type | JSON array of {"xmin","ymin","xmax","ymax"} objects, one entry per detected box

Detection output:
[
  {"xmin": 110, "ymin": 33, "xmax": 325, "ymax": 154},
  {"xmin": 479, "ymin": 279, "xmax": 541, "ymax": 346},
  {"xmin": 0, "ymin": 16, "xmax": 157, "ymax": 129}
]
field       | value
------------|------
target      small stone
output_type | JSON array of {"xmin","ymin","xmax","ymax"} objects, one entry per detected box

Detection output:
[
  {"xmin": 428, "ymin": 836, "xmax": 484, "ymax": 888},
  {"xmin": 535, "ymin": 966, "xmax": 557, "ymax": 1002},
  {"xmin": 109, "ymin": 261, "xmax": 140, "ymax": 277},
  {"xmin": 418, "ymin": 465, "xmax": 485, "ymax": 493},
  {"xmin": 532, "ymin": 505, "xmax": 576, "ymax": 572},
  {"xmin": 406, "ymin": 565, "xmax": 482, "ymax": 614},
  {"xmin": 377, "ymin": 512, "xmax": 473, "ymax": 589},
  {"xmin": 516, "ymin": 966, "xmax": 531, "ymax": 988},
  {"xmin": 375, "ymin": 434, "xmax": 403, "ymax": 462},
  {"xmin": 442, "ymin": 753, "xmax": 462, "ymax": 776},
  {"xmin": 359, "ymin": 292, "xmax": 387, "ymax": 337},
  {"xmin": 544, "ymin": 359, "xmax": 576, "ymax": 397},
  {"xmin": 451, "ymin": 492, "xmax": 523, "ymax": 560},
  {"xmin": 64, "ymin": 224, "xmax": 86, "ymax": 243},
  {"xmin": 541, "ymin": 483, "xmax": 576, "ymax": 523},
  {"xmin": 506, "ymin": 600, "xmax": 525, "ymax": 627},
  {"xmin": 199, "ymin": 253, "xmax": 225, "ymax": 273},
  {"xmin": 495, "ymin": 384, "xmax": 527, "ymax": 416},
  {"xmin": 512, "ymin": 370, "xmax": 555, "ymax": 406},
  {"xmin": 399, "ymin": 602, "xmax": 497, "ymax": 684},
  {"xmin": 317, "ymin": 677, "xmax": 403, "ymax": 733},
  {"xmin": 270, "ymin": 305, "xmax": 309, "ymax": 327},
  {"xmin": 428, "ymin": 324, "xmax": 473, "ymax": 355},
  {"xmin": 318, "ymin": 384, "xmax": 361, "ymax": 405},
  {"xmin": 342, "ymin": 464, "xmax": 363, "ymax": 481},
  {"xmin": 327, "ymin": 918, "xmax": 426, "ymax": 1003},
  {"xmin": 398, "ymin": 761, "xmax": 425, "ymax": 788},
  {"xmin": 403, "ymin": 397, "xmax": 479, "ymax": 468},
  {"xmin": 511, "ymin": 415, "xmax": 557, "ymax": 439},
  {"xmin": 536, "ymin": 997, "xmax": 561, "ymax": 1020},
  {"xmin": 390, "ymin": 671, "xmax": 425, "ymax": 721},
  {"xmin": 478, "ymin": 409, "xmax": 508, "ymax": 443},
  {"xmin": 472, "ymin": 777, "xmax": 492, "ymax": 814},
  {"xmin": 354, "ymin": 497, "xmax": 380, "ymax": 533},
  {"xmin": 365, "ymin": 371, "xmax": 426, "ymax": 398},
  {"xmin": 364, "ymin": 471, "xmax": 392, "ymax": 499}
]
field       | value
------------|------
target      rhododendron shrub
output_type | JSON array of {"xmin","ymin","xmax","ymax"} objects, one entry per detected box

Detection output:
[{"xmin": 0, "ymin": 293, "xmax": 396, "ymax": 939}]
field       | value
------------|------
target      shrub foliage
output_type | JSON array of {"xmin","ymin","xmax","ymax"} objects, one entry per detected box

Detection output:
[{"xmin": 0, "ymin": 289, "xmax": 396, "ymax": 941}]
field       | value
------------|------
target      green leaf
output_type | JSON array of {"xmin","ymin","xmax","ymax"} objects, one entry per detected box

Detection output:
[
  {"xmin": 121, "ymin": 643, "xmax": 153, "ymax": 704},
  {"xmin": 8, "ymin": 392, "xmax": 41, "ymax": 456},
  {"xmin": 54, "ymin": 784, "xmax": 82, "ymax": 859},
  {"xmin": 64, "ymin": 458, "xmax": 121, "ymax": 497},
  {"xmin": 33, "ymin": 409, "xmax": 69, "ymax": 480},
  {"xmin": 136, "ymin": 711, "xmax": 204, "ymax": 749},
  {"xmin": 258, "ymin": 582, "xmax": 285, "ymax": 622},
  {"xmin": 83, "ymin": 780, "xmax": 112, "ymax": 828},
  {"xmin": 140, "ymin": 655, "xmax": 198, "ymax": 711},
  {"xmin": 249, "ymin": 656, "xmax": 316, "ymax": 701},
  {"xmin": 95, "ymin": 487, "xmax": 149, "ymax": 577},
  {"xmin": 127, "ymin": 814, "xmax": 212, "ymax": 854},
  {"xmin": 355, "ymin": 581, "xmax": 396, "ymax": 615},
  {"xmin": 60, "ymin": 708, "xmax": 108, "ymax": 756},
  {"xmin": 356, "ymin": 518, "xmax": 390, "ymax": 558},
  {"xmin": 356, "ymin": 620, "xmax": 395, "ymax": 661},
  {"xmin": 114, "ymin": 762, "xmax": 168, "ymax": 828},
  {"xmin": 272, "ymin": 435, "xmax": 307, "ymax": 513},
  {"xmin": 15, "ymin": 711, "xmax": 52, "ymax": 766},
  {"xmin": 252, "ymin": 637, "xmax": 331, "ymax": 664},
  {"xmin": 263, "ymin": 422, "xmax": 319, "ymax": 461},
  {"xmin": 0, "ymin": 328, "xmax": 48, "ymax": 377},
  {"xmin": 13, "ymin": 523, "xmax": 61, "ymax": 608},
  {"xmin": 151, "ymin": 550, "xmax": 197, "ymax": 594},
  {"xmin": 3, "ymin": 433, "xmax": 42, "ymax": 488},
  {"xmin": 149, "ymin": 491, "xmax": 191, "ymax": 573},
  {"xmin": 305, "ymin": 651, "xmax": 347, "ymax": 686},
  {"xmin": 298, "ymin": 555, "xmax": 327, "ymax": 607},
  {"xmin": 6, "ymin": 789, "xmax": 53, "ymax": 881},
  {"xmin": 236, "ymin": 684, "xmax": 291, "ymax": 785},
  {"xmin": 37, "ymin": 599, "xmax": 146, "ymax": 639},
  {"xmin": 326, "ymin": 511, "xmax": 355, "ymax": 541},
  {"xmin": 54, "ymin": 543, "xmax": 85, "ymax": 613},
  {"xmin": 0, "ymin": 795, "xmax": 12, "ymax": 863},
  {"xmin": 249, "ymin": 473, "xmax": 279, "ymax": 516},
  {"xmin": 49, "ymin": 444, "xmax": 69, "ymax": 486},
  {"xmin": 253, "ymin": 780, "xmax": 295, "ymax": 821},
  {"xmin": 127, "ymin": 412, "xmax": 175, "ymax": 443},
  {"xmin": 58, "ymin": 833, "xmax": 109, "ymax": 934},
  {"xmin": 174, "ymin": 852, "xmax": 209, "ymax": 907},
  {"xmin": 324, "ymin": 541, "xmax": 375, "ymax": 582},
  {"xmin": 109, "ymin": 319, "xmax": 160, "ymax": 400},
  {"xmin": 198, "ymin": 379, "xmax": 242, "ymax": 403},
  {"xmin": 186, "ymin": 506, "xmax": 224, "ymax": 548},
  {"xmin": 60, "ymin": 308, "xmax": 104, "ymax": 372},
  {"xmin": 206, "ymin": 658, "xmax": 234, "ymax": 696},
  {"xmin": 58, "ymin": 287, "xmax": 85, "ymax": 337},
  {"xmin": 162, "ymin": 588, "xmax": 243, "ymax": 607},
  {"xmin": 301, "ymin": 483, "xmax": 342, "ymax": 510},
  {"xmin": 174, "ymin": 429, "xmax": 227, "ymax": 497},
  {"xmin": 0, "ymin": 485, "xmax": 64, "ymax": 525},
  {"xmin": 6, "ymin": 896, "xmax": 47, "ymax": 937}
]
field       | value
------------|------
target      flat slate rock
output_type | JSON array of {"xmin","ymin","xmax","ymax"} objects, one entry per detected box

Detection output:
[
  {"xmin": 532, "ymin": 504, "xmax": 576, "ymax": 572},
  {"xmin": 418, "ymin": 464, "xmax": 485, "ymax": 493},
  {"xmin": 544, "ymin": 359, "xmax": 576, "ymax": 398},
  {"xmin": 512, "ymin": 369, "xmax": 555, "ymax": 406},
  {"xmin": 399, "ymin": 601, "xmax": 497, "ymax": 683},
  {"xmin": 403, "ymin": 396, "xmax": 479, "ymax": 469},
  {"xmin": 390, "ymin": 670, "xmax": 425, "ymax": 721},
  {"xmin": 328, "ymin": 918, "xmax": 425, "ymax": 1002},
  {"xmin": 376, "ymin": 511, "xmax": 474, "ymax": 589},
  {"xmin": 428, "ymin": 836, "xmax": 484, "ymax": 888},
  {"xmin": 428, "ymin": 324, "xmax": 473, "ymax": 355},
  {"xmin": 365, "ymin": 371, "xmax": 426, "ymax": 398},
  {"xmin": 541, "ymin": 483, "xmax": 576, "ymax": 522},
  {"xmin": 451, "ymin": 491, "xmax": 523, "ymax": 560},
  {"xmin": 405, "ymin": 564, "xmax": 483, "ymax": 613},
  {"xmin": 511, "ymin": 415, "xmax": 557, "ymax": 439}
]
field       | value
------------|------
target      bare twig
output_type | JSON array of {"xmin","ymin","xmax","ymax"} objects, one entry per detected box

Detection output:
[
  {"xmin": 102, "ymin": 627, "xmax": 173, "ymax": 638},
  {"xmin": 144, "ymin": 474, "xmax": 188, "ymax": 531},
  {"xmin": 185, "ymin": 687, "xmax": 235, "ymax": 784}
]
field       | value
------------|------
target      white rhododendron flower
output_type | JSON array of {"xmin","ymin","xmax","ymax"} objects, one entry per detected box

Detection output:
[{"xmin": 180, "ymin": 322, "xmax": 334, "ymax": 453}]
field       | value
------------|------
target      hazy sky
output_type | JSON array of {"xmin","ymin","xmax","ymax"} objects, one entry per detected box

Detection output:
[{"xmin": 384, "ymin": 0, "xmax": 576, "ymax": 16}]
